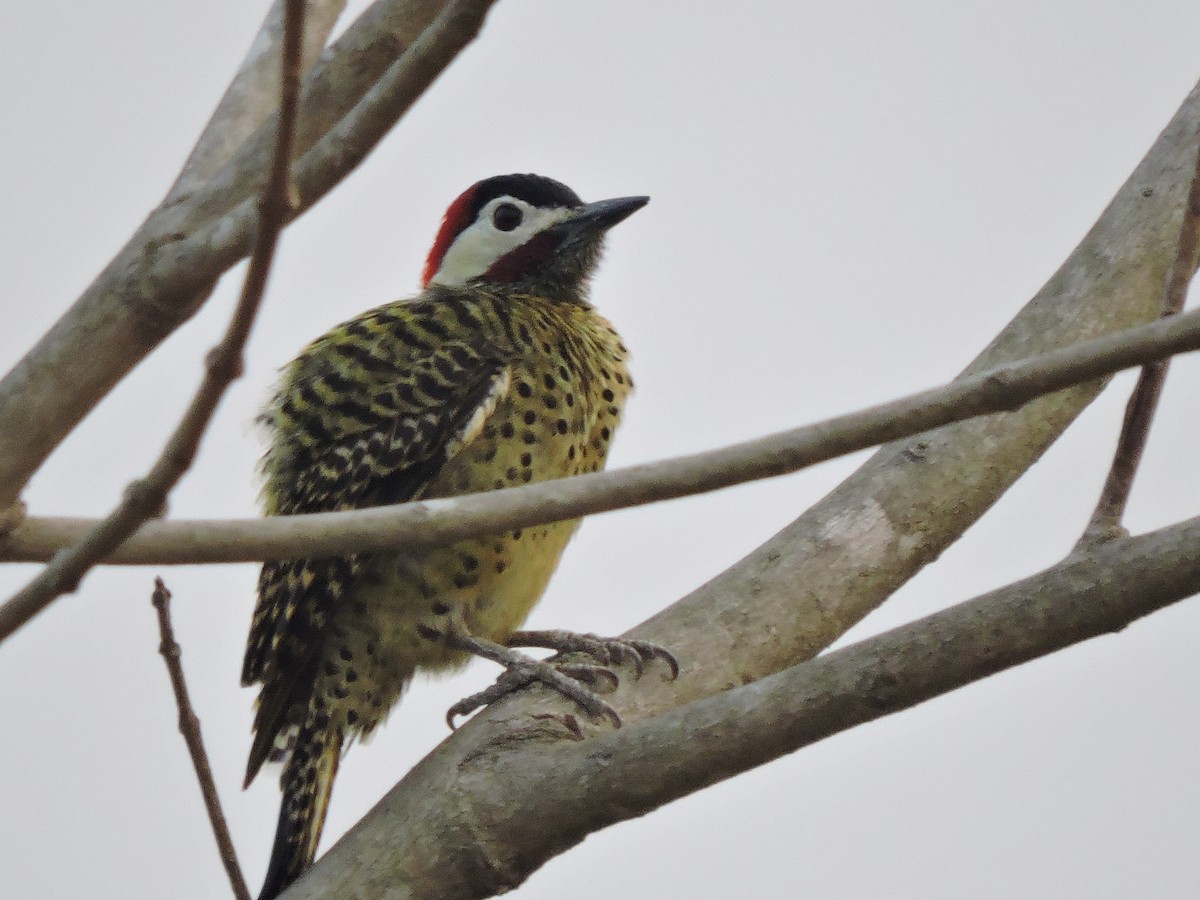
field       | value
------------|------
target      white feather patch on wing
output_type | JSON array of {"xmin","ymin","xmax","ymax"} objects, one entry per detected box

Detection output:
[
  {"xmin": 269, "ymin": 724, "xmax": 299, "ymax": 763},
  {"xmin": 443, "ymin": 367, "xmax": 513, "ymax": 461}
]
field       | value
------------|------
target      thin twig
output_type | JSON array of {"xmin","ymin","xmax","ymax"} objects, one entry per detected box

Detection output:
[
  {"xmin": 1078, "ymin": 137, "xmax": 1200, "ymax": 547},
  {"xmin": 3, "ymin": 308, "xmax": 1200, "ymax": 572},
  {"xmin": 0, "ymin": 1, "xmax": 307, "ymax": 639},
  {"xmin": 151, "ymin": 578, "xmax": 251, "ymax": 900}
]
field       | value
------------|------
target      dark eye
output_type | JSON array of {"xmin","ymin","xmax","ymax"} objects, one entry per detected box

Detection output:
[{"xmin": 492, "ymin": 202, "xmax": 523, "ymax": 232}]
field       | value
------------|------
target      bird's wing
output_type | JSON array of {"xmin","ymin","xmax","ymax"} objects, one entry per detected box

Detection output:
[{"xmin": 242, "ymin": 313, "xmax": 511, "ymax": 779}]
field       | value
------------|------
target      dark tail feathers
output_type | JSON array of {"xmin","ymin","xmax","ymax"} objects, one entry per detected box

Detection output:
[{"xmin": 257, "ymin": 722, "xmax": 342, "ymax": 900}]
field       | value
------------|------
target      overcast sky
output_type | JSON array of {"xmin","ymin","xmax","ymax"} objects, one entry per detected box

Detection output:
[{"xmin": 2, "ymin": 3, "xmax": 1199, "ymax": 898}]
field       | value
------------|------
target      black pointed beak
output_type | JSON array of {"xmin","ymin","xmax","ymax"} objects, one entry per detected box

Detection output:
[{"xmin": 554, "ymin": 195, "xmax": 650, "ymax": 242}]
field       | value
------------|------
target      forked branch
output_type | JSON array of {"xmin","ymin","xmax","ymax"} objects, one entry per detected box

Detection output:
[{"xmin": 1078, "ymin": 131, "xmax": 1200, "ymax": 546}]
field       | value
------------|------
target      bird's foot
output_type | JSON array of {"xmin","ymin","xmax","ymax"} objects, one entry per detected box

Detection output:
[
  {"xmin": 443, "ymin": 626, "xmax": 678, "ymax": 730},
  {"xmin": 507, "ymin": 629, "xmax": 679, "ymax": 680},
  {"xmin": 446, "ymin": 659, "xmax": 619, "ymax": 729}
]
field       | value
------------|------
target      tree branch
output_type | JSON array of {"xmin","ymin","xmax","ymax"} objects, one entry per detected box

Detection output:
[
  {"xmin": 0, "ymin": 0, "xmax": 495, "ymax": 511},
  {"xmin": 4, "ymin": 308, "xmax": 1200, "ymax": 568},
  {"xmin": 1078, "ymin": 123, "xmax": 1200, "ymax": 545},
  {"xmin": 151, "ymin": 578, "xmax": 250, "ymax": 900},
  {"xmin": 285, "ymin": 514, "xmax": 1200, "ymax": 898},
  {"xmin": 166, "ymin": 0, "xmax": 346, "ymax": 204},
  {"xmin": 0, "ymin": 0, "xmax": 308, "ymax": 642}
]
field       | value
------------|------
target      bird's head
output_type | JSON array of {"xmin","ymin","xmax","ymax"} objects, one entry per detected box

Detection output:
[{"xmin": 421, "ymin": 174, "xmax": 648, "ymax": 300}]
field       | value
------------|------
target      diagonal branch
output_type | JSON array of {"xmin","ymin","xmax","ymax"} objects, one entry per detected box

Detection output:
[
  {"xmin": 3, "ymin": 307, "xmax": 1200, "ymax": 571},
  {"xmin": 285, "ymin": 513, "xmax": 1200, "ymax": 898},
  {"xmin": 0, "ymin": 0, "xmax": 308, "ymax": 641},
  {"xmin": 167, "ymin": 0, "xmax": 346, "ymax": 204}
]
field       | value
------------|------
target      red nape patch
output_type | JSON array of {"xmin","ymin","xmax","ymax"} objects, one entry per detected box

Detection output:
[
  {"xmin": 422, "ymin": 184, "xmax": 479, "ymax": 286},
  {"xmin": 482, "ymin": 231, "xmax": 561, "ymax": 283}
]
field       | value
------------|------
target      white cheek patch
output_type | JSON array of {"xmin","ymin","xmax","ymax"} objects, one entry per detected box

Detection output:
[{"xmin": 430, "ymin": 197, "xmax": 574, "ymax": 287}]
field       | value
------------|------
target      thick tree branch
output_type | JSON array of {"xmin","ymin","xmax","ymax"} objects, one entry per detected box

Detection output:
[
  {"xmin": 4, "ymin": 308, "xmax": 1200, "ymax": 567},
  {"xmin": 0, "ymin": 0, "xmax": 495, "ymax": 510},
  {"xmin": 285, "ymin": 515, "xmax": 1200, "ymax": 898},
  {"xmin": 0, "ymin": 0, "xmax": 308, "ymax": 643},
  {"xmin": 166, "ymin": 0, "xmax": 345, "ymax": 204}
]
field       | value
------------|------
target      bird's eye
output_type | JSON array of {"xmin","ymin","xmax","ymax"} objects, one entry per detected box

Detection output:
[{"xmin": 492, "ymin": 203, "xmax": 523, "ymax": 232}]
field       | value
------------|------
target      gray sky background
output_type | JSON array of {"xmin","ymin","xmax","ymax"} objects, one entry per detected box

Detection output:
[{"xmin": 2, "ymin": 3, "xmax": 1199, "ymax": 898}]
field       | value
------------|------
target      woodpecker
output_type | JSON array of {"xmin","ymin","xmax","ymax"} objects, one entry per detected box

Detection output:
[{"xmin": 242, "ymin": 174, "xmax": 668, "ymax": 899}]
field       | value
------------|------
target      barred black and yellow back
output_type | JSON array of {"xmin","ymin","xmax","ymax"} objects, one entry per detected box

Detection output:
[{"xmin": 242, "ymin": 176, "xmax": 647, "ymax": 899}]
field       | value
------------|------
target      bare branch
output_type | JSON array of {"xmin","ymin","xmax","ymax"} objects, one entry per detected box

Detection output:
[
  {"xmin": 4, "ymin": 307, "xmax": 1200, "ymax": 568},
  {"xmin": 0, "ymin": 1, "xmax": 308, "ymax": 642},
  {"xmin": 0, "ymin": 0, "xmax": 495, "ymax": 511},
  {"xmin": 167, "ymin": 0, "xmax": 346, "ymax": 204},
  {"xmin": 286, "ymin": 514, "xmax": 1200, "ymax": 898},
  {"xmin": 1078, "ymin": 130, "xmax": 1200, "ymax": 545},
  {"xmin": 151, "ymin": 578, "xmax": 250, "ymax": 900}
]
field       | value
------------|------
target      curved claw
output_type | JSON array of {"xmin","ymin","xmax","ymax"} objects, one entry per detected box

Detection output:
[
  {"xmin": 447, "ymin": 668, "xmax": 536, "ymax": 728},
  {"xmin": 627, "ymin": 639, "xmax": 680, "ymax": 680}
]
